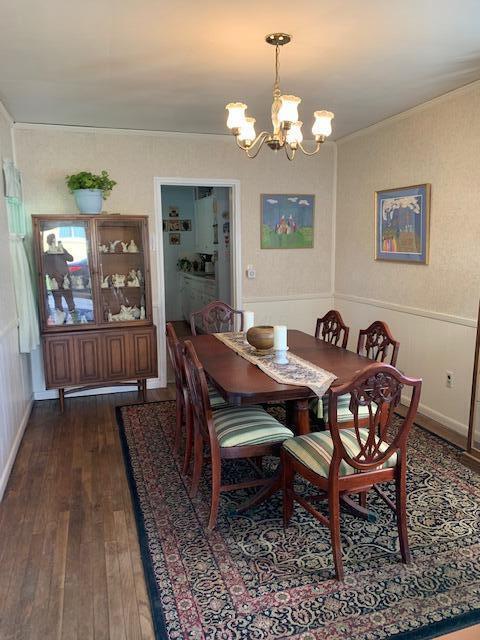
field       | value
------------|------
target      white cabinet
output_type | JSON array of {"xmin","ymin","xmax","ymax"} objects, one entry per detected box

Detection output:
[
  {"xmin": 180, "ymin": 273, "xmax": 217, "ymax": 324},
  {"xmin": 194, "ymin": 195, "xmax": 215, "ymax": 254}
]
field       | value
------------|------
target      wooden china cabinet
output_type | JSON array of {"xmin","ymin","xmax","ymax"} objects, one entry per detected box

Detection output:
[
  {"xmin": 464, "ymin": 299, "xmax": 480, "ymax": 471},
  {"xmin": 33, "ymin": 214, "xmax": 157, "ymax": 410}
]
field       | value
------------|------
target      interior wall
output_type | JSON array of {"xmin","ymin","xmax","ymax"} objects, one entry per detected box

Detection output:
[
  {"xmin": 13, "ymin": 125, "xmax": 335, "ymax": 396},
  {"xmin": 0, "ymin": 102, "xmax": 33, "ymax": 499},
  {"xmin": 334, "ymin": 83, "xmax": 480, "ymax": 435}
]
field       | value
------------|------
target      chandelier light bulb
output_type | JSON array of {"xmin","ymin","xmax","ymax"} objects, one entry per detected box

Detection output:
[
  {"xmin": 278, "ymin": 95, "xmax": 301, "ymax": 124},
  {"xmin": 286, "ymin": 121, "xmax": 303, "ymax": 145},
  {"xmin": 312, "ymin": 110, "xmax": 334, "ymax": 137},
  {"xmin": 238, "ymin": 116, "xmax": 257, "ymax": 144},
  {"xmin": 226, "ymin": 102, "xmax": 248, "ymax": 130}
]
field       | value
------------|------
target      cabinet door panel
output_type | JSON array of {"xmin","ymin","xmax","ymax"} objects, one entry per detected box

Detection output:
[
  {"xmin": 44, "ymin": 336, "xmax": 76, "ymax": 387},
  {"xmin": 131, "ymin": 329, "xmax": 157, "ymax": 378},
  {"xmin": 75, "ymin": 334, "xmax": 103, "ymax": 383},
  {"xmin": 104, "ymin": 333, "xmax": 129, "ymax": 379}
]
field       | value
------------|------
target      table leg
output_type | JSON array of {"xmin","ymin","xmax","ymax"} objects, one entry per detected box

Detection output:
[
  {"xmin": 285, "ymin": 401, "xmax": 295, "ymax": 428},
  {"xmin": 58, "ymin": 388, "xmax": 65, "ymax": 413},
  {"xmin": 294, "ymin": 398, "xmax": 310, "ymax": 435}
]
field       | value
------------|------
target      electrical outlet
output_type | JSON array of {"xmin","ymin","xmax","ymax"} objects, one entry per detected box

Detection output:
[{"xmin": 446, "ymin": 371, "xmax": 454, "ymax": 388}]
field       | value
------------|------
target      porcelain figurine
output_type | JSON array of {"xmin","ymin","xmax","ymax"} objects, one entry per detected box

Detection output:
[
  {"xmin": 99, "ymin": 243, "xmax": 109, "ymax": 253},
  {"xmin": 136, "ymin": 269, "xmax": 143, "ymax": 285},
  {"xmin": 132, "ymin": 306, "xmax": 141, "ymax": 319},
  {"xmin": 127, "ymin": 269, "xmax": 140, "ymax": 287},
  {"xmin": 107, "ymin": 310, "xmax": 113, "ymax": 322},
  {"xmin": 80, "ymin": 315, "xmax": 88, "ymax": 324},
  {"xmin": 121, "ymin": 241, "xmax": 129, "ymax": 253},
  {"xmin": 140, "ymin": 306, "xmax": 145, "ymax": 320},
  {"xmin": 112, "ymin": 273, "xmax": 126, "ymax": 288},
  {"xmin": 50, "ymin": 277, "xmax": 59, "ymax": 290},
  {"xmin": 111, "ymin": 305, "xmax": 136, "ymax": 321},
  {"xmin": 63, "ymin": 274, "xmax": 70, "ymax": 289},
  {"xmin": 55, "ymin": 309, "xmax": 65, "ymax": 325},
  {"xmin": 127, "ymin": 239, "xmax": 139, "ymax": 253},
  {"xmin": 109, "ymin": 240, "xmax": 121, "ymax": 253}
]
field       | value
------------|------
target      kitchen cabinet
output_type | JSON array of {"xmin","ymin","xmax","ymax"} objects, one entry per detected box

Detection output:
[{"xmin": 180, "ymin": 273, "xmax": 217, "ymax": 324}]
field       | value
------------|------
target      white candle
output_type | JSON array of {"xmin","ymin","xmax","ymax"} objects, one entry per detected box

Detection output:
[
  {"xmin": 274, "ymin": 325, "xmax": 287, "ymax": 350},
  {"xmin": 243, "ymin": 311, "xmax": 254, "ymax": 333}
]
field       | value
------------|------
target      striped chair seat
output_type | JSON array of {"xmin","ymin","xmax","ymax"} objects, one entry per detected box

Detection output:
[
  {"xmin": 213, "ymin": 406, "xmax": 294, "ymax": 448},
  {"xmin": 312, "ymin": 393, "xmax": 373, "ymax": 423},
  {"xmin": 283, "ymin": 428, "xmax": 397, "ymax": 477},
  {"xmin": 208, "ymin": 383, "xmax": 230, "ymax": 409}
]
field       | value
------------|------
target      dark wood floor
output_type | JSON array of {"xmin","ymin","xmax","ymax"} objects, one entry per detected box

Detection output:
[
  {"xmin": 0, "ymin": 387, "xmax": 173, "ymax": 640},
  {"xmin": 1, "ymin": 384, "xmax": 478, "ymax": 640}
]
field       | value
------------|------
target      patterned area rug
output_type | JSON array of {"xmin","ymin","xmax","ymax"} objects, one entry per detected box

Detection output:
[{"xmin": 116, "ymin": 401, "xmax": 480, "ymax": 640}]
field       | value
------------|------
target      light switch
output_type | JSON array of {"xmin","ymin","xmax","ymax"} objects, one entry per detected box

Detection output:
[{"xmin": 246, "ymin": 265, "xmax": 256, "ymax": 279}]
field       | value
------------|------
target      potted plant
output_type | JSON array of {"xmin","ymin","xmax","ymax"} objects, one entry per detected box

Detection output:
[{"xmin": 65, "ymin": 170, "xmax": 116, "ymax": 214}]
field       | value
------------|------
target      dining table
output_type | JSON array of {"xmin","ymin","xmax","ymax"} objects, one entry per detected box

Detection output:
[{"xmin": 188, "ymin": 329, "xmax": 374, "ymax": 435}]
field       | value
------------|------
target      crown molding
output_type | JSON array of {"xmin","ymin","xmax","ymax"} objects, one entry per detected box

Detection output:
[{"xmin": 336, "ymin": 78, "xmax": 480, "ymax": 145}]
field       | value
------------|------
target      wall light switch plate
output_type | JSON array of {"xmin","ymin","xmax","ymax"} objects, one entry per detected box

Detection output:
[{"xmin": 246, "ymin": 265, "xmax": 256, "ymax": 279}]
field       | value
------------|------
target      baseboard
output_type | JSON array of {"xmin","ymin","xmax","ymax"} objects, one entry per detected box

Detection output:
[
  {"xmin": 401, "ymin": 393, "xmax": 468, "ymax": 440},
  {"xmin": 34, "ymin": 379, "xmax": 164, "ymax": 401},
  {"xmin": 0, "ymin": 397, "xmax": 33, "ymax": 501}
]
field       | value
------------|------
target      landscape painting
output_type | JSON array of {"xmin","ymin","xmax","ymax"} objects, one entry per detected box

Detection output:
[
  {"xmin": 375, "ymin": 184, "xmax": 430, "ymax": 264},
  {"xmin": 261, "ymin": 194, "xmax": 315, "ymax": 249}
]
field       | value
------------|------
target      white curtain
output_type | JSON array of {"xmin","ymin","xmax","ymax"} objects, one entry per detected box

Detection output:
[{"xmin": 9, "ymin": 234, "xmax": 40, "ymax": 353}]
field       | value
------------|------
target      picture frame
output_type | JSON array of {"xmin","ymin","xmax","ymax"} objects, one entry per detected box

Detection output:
[
  {"xmin": 375, "ymin": 184, "xmax": 430, "ymax": 264},
  {"xmin": 168, "ymin": 220, "xmax": 181, "ymax": 232},
  {"xmin": 181, "ymin": 219, "xmax": 192, "ymax": 231},
  {"xmin": 261, "ymin": 194, "xmax": 315, "ymax": 249},
  {"xmin": 169, "ymin": 206, "xmax": 179, "ymax": 218},
  {"xmin": 169, "ymin": 233, "xmax": 181, "ymax": 245}
]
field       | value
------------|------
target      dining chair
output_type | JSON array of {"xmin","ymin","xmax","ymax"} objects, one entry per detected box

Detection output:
[
  {"xmin": 183, "ymin": 339, "xmax": 294, "ymax": 530},
  {"xmin": 282, "ymin": 362, "xmax": 422, "ymax": 580},
  {"xmin": 166, "ymin": 322, "xmax": 229, "ymax": 473},
  {"xmin": 318, "ymin": 320, "xmax": 401, "ymax": 428},
  {"xmin": 190, "ymin": 300, "xmax": 244, "ymax": 335},
  {"xmin": 315, "ymin": 309, "xmax": 349, "ymax": 349}
]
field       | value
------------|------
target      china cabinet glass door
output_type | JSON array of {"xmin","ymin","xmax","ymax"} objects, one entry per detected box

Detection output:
[
  {"xmin": 96, "ymin": 218, "xmax": 149, "ymax": 324},
  {"xmin": 39, "ymin": 219, "xmax": 95, "ymax": 326}
]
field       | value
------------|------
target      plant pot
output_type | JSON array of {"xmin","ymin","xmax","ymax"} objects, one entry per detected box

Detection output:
[{"xmin": 73, "ymin": 189, "xmax": 103, "ymax": 214}]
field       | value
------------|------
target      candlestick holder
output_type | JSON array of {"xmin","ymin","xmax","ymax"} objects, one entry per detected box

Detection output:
[{"xmin": 274, "ymin": 347, "xmax": 289, "ymax": 365}]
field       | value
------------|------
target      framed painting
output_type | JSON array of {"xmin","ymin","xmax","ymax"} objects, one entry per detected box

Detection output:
[
  {"xmin": 375, "ymin": 184, "xmax": 430, "ymax": 264},
  {"xmin": 261, "ymin": 194, "xmax": 314, "ymax": 249}
]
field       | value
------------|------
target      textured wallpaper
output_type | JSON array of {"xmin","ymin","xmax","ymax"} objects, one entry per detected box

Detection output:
[
  {"xmin": 13, "ymin": 128, "xmax": 335, "ymax": 304},
  {"xmin": 335, "ymin": 84, "xmax": 480, "ymax": 319}
]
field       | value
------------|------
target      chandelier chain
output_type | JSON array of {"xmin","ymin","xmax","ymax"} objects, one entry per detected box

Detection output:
[{"xmin": 273, "ymin": 45, "xmax": 281, "ymax": 98}]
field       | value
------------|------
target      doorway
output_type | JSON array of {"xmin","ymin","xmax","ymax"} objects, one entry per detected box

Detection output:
[{"xmin": 154, "ymin": 177, "xmax": 242, "ymax": 386}]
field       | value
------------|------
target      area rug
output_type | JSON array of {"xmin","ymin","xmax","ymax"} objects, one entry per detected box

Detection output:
[{"xmin": 116, "ymin": 401, "xmax": 480, "ymax": 640}]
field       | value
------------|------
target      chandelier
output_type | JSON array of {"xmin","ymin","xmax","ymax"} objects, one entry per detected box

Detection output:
[{"xmin": 225, "ymin": 33, "xmax": 334, "ymax": 160}]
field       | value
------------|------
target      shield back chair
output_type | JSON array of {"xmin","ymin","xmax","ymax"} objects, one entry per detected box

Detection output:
[
  {"xmin": 315, "ymin": 309, "xmax": 350, "ymax": 349},
  {"xmin": 183, "ymin": 339, "xmax": 294, "ymax": 530},
  {"xmin": 318, "ymin": 320, "xmax": 401, "ymax": 429},
  {"xmin": 282, "ymin": 362, "xmax": 421, "ymax": 581},
  {"xmin": 190, "ymin": 300, "xmax": 244, "ymax": 335},
  {"xmin": 166, "ymin": 323, "xmax": 229, "ymax": 474}
]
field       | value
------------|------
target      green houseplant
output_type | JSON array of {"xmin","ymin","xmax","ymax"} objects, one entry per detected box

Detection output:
[{"xmin": 66, "ymin": 170, "xmax": 116, "ymax": 214}]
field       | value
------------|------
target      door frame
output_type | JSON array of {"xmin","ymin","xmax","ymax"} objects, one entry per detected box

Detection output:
[{"xmin": 153, "ymin": 177, "xmax": 242, "ymax": 387}]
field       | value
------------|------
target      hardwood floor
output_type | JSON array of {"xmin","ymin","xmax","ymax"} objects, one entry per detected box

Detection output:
[{"xmin": 0, "ymin": 387, "xmax": 478, "ymax": 639}]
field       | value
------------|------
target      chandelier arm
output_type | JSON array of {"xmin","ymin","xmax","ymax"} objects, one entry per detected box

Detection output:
[
  {"xmin": 236, "ymin": 131, "xmax": 270, "ymax": 158},
  {"xmin": 297, "ymin": 141, "xmax": 322, "ymax": 156},
  {"xmin": 284, "ymin": 144, "xmax": 296, "ymax": 161}
]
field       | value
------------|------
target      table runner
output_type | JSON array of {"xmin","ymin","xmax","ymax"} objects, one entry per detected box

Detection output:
[{"xmin": 214, "ymin": 331, "xmax": 337, "ymax": 397}]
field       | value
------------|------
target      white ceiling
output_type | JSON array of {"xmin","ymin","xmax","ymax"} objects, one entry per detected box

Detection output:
[{"xmin": 1, "ymin": 0, "xmax": 480, "ymax": 139}]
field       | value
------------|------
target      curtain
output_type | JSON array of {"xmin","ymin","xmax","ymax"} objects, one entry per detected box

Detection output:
[
  {"xmin": 3, "ymin": 159, "xmax": 40, "ymax": 353},
  {"xmin": 9, "ymin": 233, "xmax": 40, "ymax": 353}
]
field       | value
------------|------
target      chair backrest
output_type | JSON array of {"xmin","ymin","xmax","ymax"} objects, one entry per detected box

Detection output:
[
  {"xmin": 183, "ymin": 339, "xmax": 214, "ymax": 443},
  {"xmin": 166, "ymin": 322, "xmax": 187, "ymax": 397},
  {"xmin": 190, "ymin": 300, "xmax": 244, "ymax": 335},
  {"xmin": 315, "ymin": 309, "xmax": 349, "ymax": 349},
  {"xmin": 328, "ymin": 362, "xmax": 421, "ymax": 474},
  {"xmin": 357, "ymin": 320, "xmax": 399, "ymax": 366}
]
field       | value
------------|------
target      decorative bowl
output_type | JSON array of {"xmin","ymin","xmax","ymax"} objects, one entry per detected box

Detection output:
[{"xmin": 246, "ymin": 325, "xmax": 274, "ymax": 351}]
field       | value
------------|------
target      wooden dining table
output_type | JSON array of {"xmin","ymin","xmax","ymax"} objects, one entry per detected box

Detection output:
[{"xmin": 188, "ymin": 329, "xmax": 373, "ymax": 435}]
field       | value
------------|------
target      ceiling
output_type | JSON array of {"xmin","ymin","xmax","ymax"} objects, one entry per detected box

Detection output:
[{"xmin": 1, "ymin": 0, "xmax": 480, "ymax": 139}]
